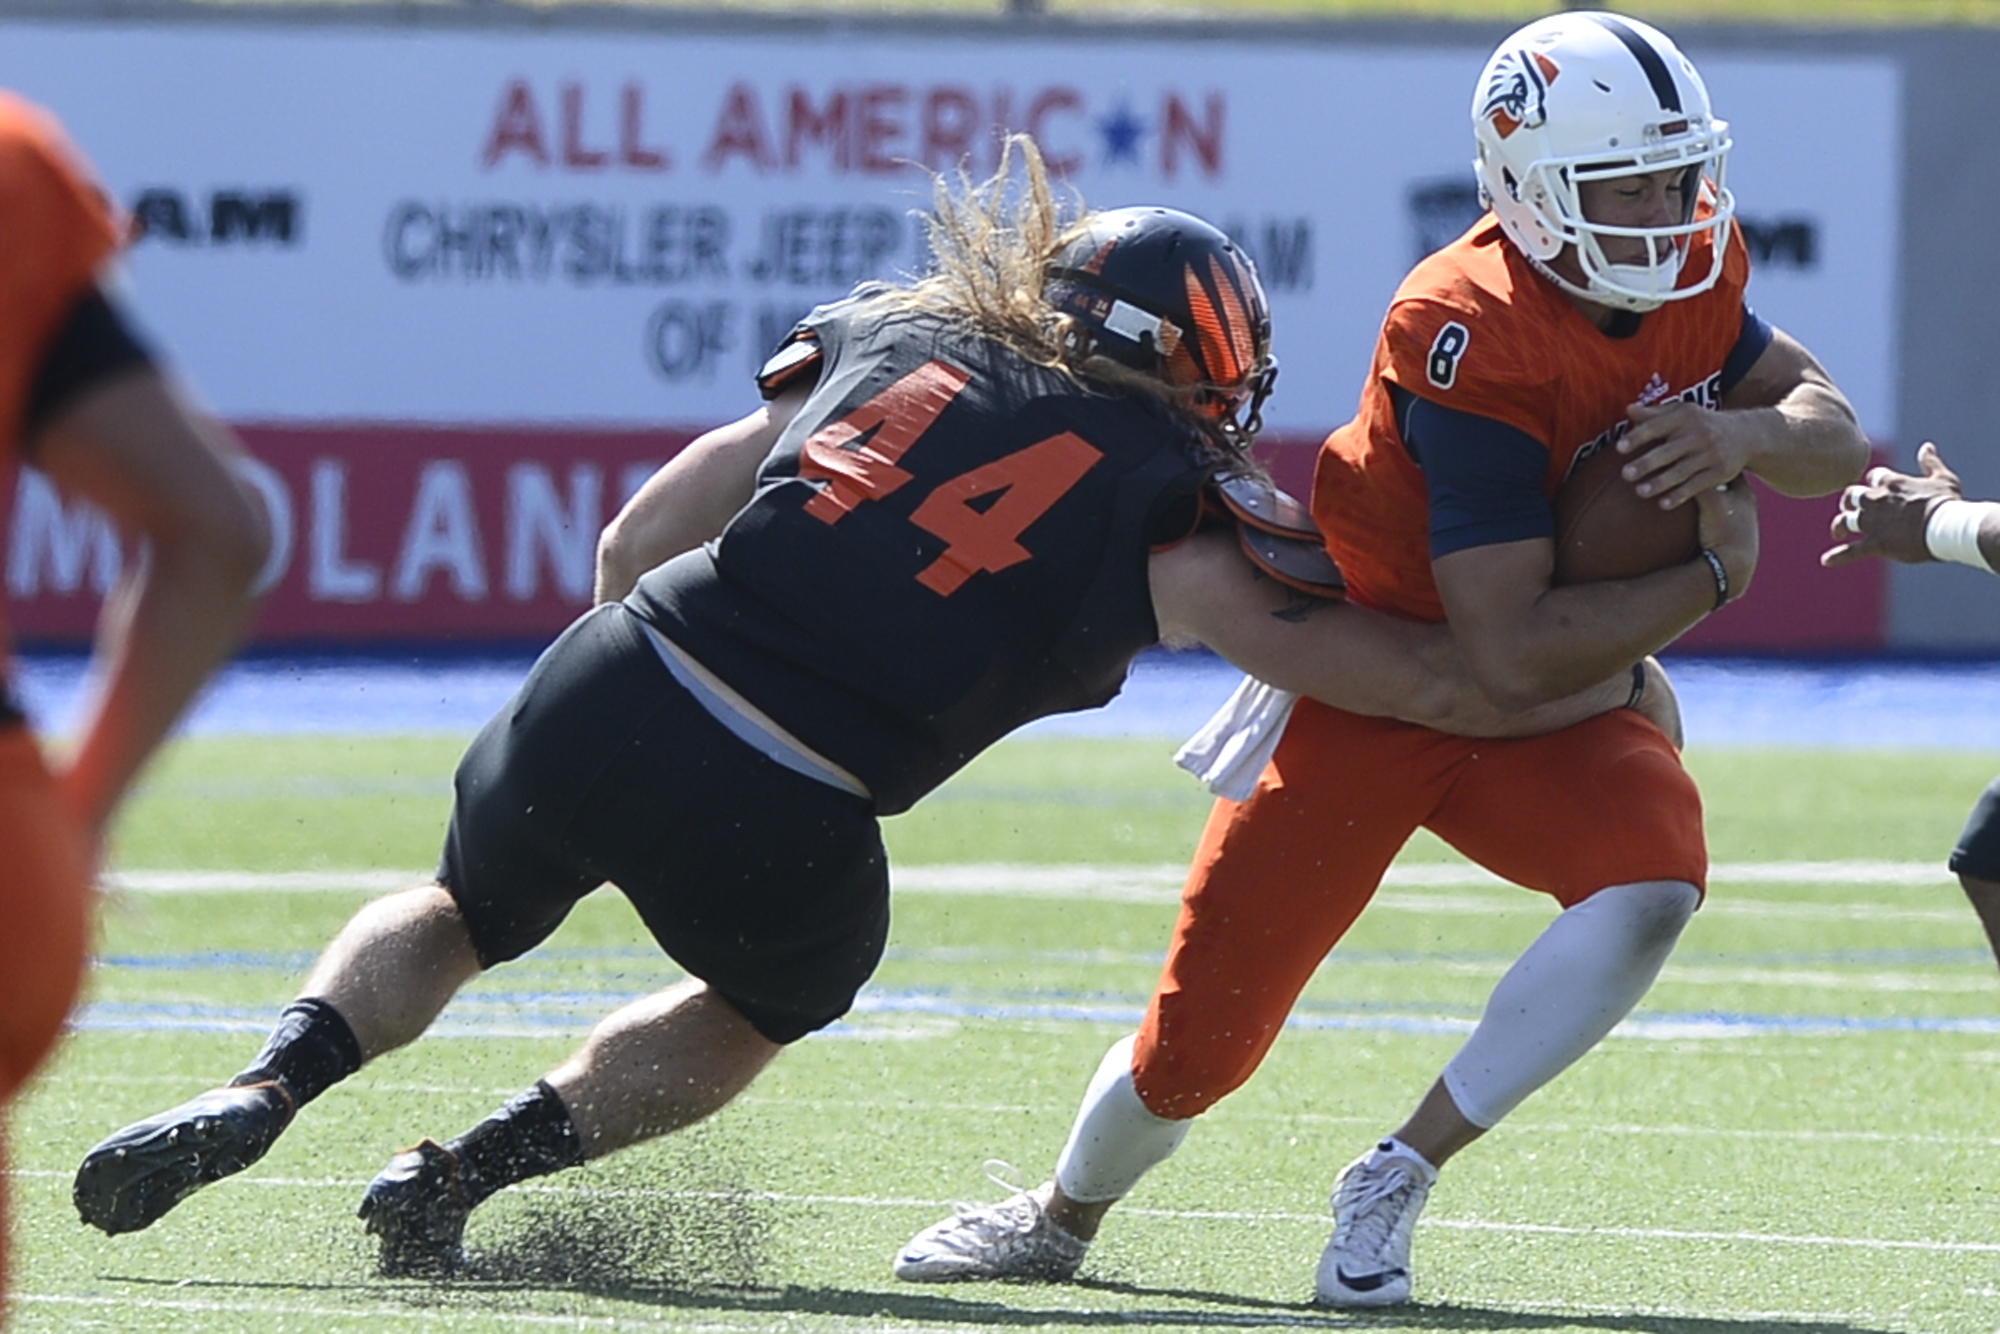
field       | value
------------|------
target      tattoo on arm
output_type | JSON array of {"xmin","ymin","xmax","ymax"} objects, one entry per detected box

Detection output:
[{"xmin": 1271, "ymin": 589, "xmax": 1322, "ymax": 624}]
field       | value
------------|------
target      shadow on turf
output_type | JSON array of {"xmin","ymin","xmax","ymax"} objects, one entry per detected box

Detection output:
[
  {"xmin": 106, "ymin": 1270, "xmax": 1903, "ymax": 1334},
  {"xmin": 88, "ymin": 1150, "xmax": 1897, "ymax": 1334},
  {"xmin": 1385, "ymin": 1309, "xmax": 1894, "ymax": 1334}
]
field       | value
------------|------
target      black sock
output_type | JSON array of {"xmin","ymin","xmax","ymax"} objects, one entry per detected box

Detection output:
[
  {"xmin": 230, "ymin": 998, "xmax": 363, "ymax": 1107},
  {"xmin": 446, "ymin": 1081, "xmax": 585, "ymax": 1209}
]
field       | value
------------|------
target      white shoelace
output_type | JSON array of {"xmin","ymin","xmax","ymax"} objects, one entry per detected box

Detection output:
[
  {"xmin": 1336, "ymin": 1164, "xmax": 1417, "ymax": 1261},
  {"xmin": 934, "ymin": 1160, "xmax": 1048, "ymax": 1256}
]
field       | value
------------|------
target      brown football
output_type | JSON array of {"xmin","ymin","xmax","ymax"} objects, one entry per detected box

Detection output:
[{"xmin": 1552, "ymin": 443, "xmax": 1699, "ymax": 585}]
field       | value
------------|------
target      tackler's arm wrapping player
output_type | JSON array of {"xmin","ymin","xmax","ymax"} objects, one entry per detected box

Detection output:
[
  {"xmin": 595, "ymin": 382, "xmax": 1682, "ymax": 748},
  {"xmin": 894, "ymin": 11, "xmax": 1861, "ymax": 1310}
]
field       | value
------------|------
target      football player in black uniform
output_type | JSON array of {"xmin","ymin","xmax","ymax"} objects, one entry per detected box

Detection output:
[{"xmin": 72, "ymin": 138, "xmax": 1676, "ymax": 1276}]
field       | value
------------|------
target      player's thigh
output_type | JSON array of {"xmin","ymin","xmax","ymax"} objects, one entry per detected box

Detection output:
[
  {"xmin": 440, "ymin": 604, "xmax": 671, "ymax": 966},
  {"xmin": 1429, "ymin": 710, "xmax": 1704, "ymax": 907},
  {"xmin": 0, "ymin": 727, "xmax": 90, "ymax": 1101},
  {"xmin": 569, "ymin": 710, "xmax": 888, "ymax": 1046},
  {"xmin": 1136, "ymin": 704, "xmax": 1444, "ymax": 1109}
]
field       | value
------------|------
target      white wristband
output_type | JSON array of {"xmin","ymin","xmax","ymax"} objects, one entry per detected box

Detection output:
[{"xmin": 1924, "ymin": 499, "xmax": 2000, "ymax": 572}]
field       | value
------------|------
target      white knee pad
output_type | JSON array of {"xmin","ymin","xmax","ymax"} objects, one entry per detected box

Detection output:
[
  {"xmin": 1053, "ymin": 1034, "xmax": 1192, "ymax": 1204},
  {"xmin": 1442, "ymin": 879, "xmax": 1697, "ymax": 1129}
]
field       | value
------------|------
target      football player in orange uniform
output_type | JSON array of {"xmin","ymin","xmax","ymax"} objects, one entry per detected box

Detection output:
[
  {"xmin": 0, "ymin": 92, "xmax": 267, "ymax": 1310},
  {"xmin": 898, "ymin": 11, "xmax": 1868, "ymax": 1306}
]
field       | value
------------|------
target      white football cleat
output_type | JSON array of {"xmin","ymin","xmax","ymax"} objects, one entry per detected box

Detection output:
[
  {"xmin": 894, "ymin": 1163, "xmax": 1087, "ymax": 1283},
  {"xmin": 1314, "ymin": 1139, "xmax": 1438, "ymax": 1307}
]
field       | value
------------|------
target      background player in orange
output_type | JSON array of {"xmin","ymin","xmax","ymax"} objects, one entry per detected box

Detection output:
[
  {"xmin": 0, "ymin": 91, "xmax": 268, "ymax": 1312},
  {"xmin": 72, "ymin": 139, "xmax": 1682, "ymax": 1279},
  {"xmin": 897, "ymin": 11, "xmax": 1868, "ymax": 1306}
]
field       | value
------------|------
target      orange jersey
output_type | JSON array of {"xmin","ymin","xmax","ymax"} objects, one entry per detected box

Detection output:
[
  {"xmin": 1312, "ymin": 214, "xmax": 1752, "ymax": 621},
  {"xmin": 0, "ymin": 92, "xmax": 126, "ymax": 665}
]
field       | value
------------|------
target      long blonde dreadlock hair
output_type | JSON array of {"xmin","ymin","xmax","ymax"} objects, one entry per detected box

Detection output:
[
  {"xmin": 858, "ymin": 135, "xmax": 1071, "ymax": 364},
  {"xmin": 852, "ymin": 136, "xmax": 1255, "ymax": 470}
]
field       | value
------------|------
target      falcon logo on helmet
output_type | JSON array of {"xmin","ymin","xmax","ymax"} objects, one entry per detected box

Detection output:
[
  {"xmin": 1046, "ymin": 206, "xmax": 1277, "ymax": 448},
  {"xmin": 1478, "ymin": 48, "xmax": 1560, "ymax": 141}
]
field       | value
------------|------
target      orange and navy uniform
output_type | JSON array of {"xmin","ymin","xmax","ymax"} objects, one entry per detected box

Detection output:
[
  {"xmin": 1317, "ymin": 214, "xmax": 1756, "ymax": 621},
  {"xmin": 1130, "ymin": 216, "xmax": 1759, "ymax": 1119},
  {"xmin": 0, "ymin": 91, "xmax": 126, "ymax": 1305}
]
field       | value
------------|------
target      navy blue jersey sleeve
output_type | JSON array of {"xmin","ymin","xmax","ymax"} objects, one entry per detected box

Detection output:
[
  {"xmin": 1721, "ymin": 305, "xmax": 1775, "ymax": 394},
  {"xmin": 1392, "ymin": 384, "xmax": 1553, "ymax": 559}
]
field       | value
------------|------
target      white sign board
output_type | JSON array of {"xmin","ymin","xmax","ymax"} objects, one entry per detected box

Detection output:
[{"xmin": 0, "ymin": 23, "xmax": 1899, "ymax": 439}]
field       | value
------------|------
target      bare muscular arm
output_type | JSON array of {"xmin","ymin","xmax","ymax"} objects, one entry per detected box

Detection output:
[
  {"xmin": 594, "ymin": 388, "xmax": 807, "ymax": 603},
  {"xmin": 1620, "ymin": 328, "xmax": 1869, "ymax": 507},
  {"xmin": 1150, "ymin": 532, "xmax": 1679, "ymax": 741},
  {"xmin": 1432, "ymin": 479, "xmax": 1757, "ymax": 711},
  {"xmin": 31, "ymin": 364, "xmax": 269, "ymax": 838}
]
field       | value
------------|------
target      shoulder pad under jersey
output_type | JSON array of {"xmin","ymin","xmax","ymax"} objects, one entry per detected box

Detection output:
[
  {"xmin": 756, "ymin": 333, "xmax": 823, "ymax": 399},
  {"xmin": 1203, "ymin": 473, "xmax": 1347, "ymax": 599}
]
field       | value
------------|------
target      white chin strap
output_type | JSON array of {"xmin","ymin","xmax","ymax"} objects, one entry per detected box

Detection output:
[{"xmin": 1528, "ymin": 248, "xmax": 1678, "ymax": 315}]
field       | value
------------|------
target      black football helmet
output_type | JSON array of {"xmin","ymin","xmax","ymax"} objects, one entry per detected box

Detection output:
[{"xmin": 1045, "ymin": 206, "xmax": 1276, "ymax": 446}]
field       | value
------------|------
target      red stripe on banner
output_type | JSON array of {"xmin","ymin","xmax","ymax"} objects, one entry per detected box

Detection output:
[
  {"xmin": 6, "ymin": 427, "xmax": 1886, "ymax": 652},
  {"xmin": 9, "ymin": 424, "xmax": 698, "ymax": 646}
]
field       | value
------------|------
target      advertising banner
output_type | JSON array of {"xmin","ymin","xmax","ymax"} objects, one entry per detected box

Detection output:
[{"xmin": 0, "ymin": 21, "xmax": 1899, "ymax": 648}]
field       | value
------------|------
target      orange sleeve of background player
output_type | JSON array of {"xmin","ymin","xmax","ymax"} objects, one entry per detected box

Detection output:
[{"xmin": 0, "ymin": 92, "xmax": 125, "ymax": 444}]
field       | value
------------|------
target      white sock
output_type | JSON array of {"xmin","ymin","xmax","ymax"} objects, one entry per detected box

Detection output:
[
  {"xmin": 1369, "ymin": 1135, "xmax": 1439, "ymax": 1180},
  {"xmin": 1053, "ymin": 1034, "xmax": 1192, "ymax": 1204},
  {"xmin": 1441, "ymin": 880, "xmax": 1697, "ymax": 1128}
]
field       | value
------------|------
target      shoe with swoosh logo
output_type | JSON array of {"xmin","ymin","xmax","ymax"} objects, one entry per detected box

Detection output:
[{"xmin": 1313, "ymin": 1139, "xmax": 1438, "ymax": 1307}]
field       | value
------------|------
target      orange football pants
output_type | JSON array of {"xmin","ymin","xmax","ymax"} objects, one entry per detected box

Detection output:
[
  {"xmin": 1133, "ymin": 697, "xmax": 1704, "ymax": 1120},
  {"xmin": 0, "ymin": 725, "xmax": 92, "ymax": 1311}
]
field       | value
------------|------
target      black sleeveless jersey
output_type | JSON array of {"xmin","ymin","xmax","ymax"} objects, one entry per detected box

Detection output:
[{"xmin": 627, "ymin": 292, "xmax": 1217, "ymax": 815}]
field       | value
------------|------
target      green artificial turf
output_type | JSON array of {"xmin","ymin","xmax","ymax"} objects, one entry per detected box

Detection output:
[{"xmin": 9, "ymin": 732, "xmax": 1999, "ymax": 1331}]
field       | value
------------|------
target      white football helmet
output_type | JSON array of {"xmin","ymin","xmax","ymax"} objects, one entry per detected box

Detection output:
[{"xmin": 1471, "ymin": 11, "xmax": 1734, "ymax": 312}]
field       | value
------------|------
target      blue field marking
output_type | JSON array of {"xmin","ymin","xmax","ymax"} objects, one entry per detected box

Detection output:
[
  {"xmin": 87, "ymin": 942, "xmax": 1997, "ymax": 973},
  {"xmin": 92, "ymin": 945, "xmax": 662, "ymax": 973},
  {"xmin": 95, "ymin": 951, "xmax": 321, "ymax": 972},
  {"xmin": 22, "ymin": 648, "xmax": 2000, "ymax": 745},
  {"xmin": 70, "ymin": 989, "xmax": 2000, "ymax": 1040}
]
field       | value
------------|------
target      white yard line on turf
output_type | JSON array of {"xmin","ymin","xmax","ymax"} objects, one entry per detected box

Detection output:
[
  {"xmin": 5, "ymin": 1290, "xmax": 1896, "ymax": 1332},
  {"xmin": 9, "ymin": 1293, "xmax": 758, "ymax": 1330},
  {"xmin": 104, "ymin": 859, "xmax": 1959, "ymax": 903},
  {"xmin": 16, "ymin": 1171, "xmax": 1998, "ymax": 1257}
]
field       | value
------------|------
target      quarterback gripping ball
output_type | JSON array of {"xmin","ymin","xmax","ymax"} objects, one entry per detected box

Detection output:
[{"xmin": 1553, "ymin": 444, "xmax": 1699, "ymax": 585}]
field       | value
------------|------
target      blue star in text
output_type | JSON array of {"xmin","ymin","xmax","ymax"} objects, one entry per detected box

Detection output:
[{"xmin": 1097, "ymin": 104, "xmax": 1148, "ymax": 167}]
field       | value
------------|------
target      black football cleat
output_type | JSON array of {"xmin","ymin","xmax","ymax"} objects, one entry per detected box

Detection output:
[
  {"xmin": 73, "ymin": 1081, "xmax": 296, "ymax": 1235},
  {"xmin": 357, "ymin": 1139, "xmax": 474, "ymax": 1278}
]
